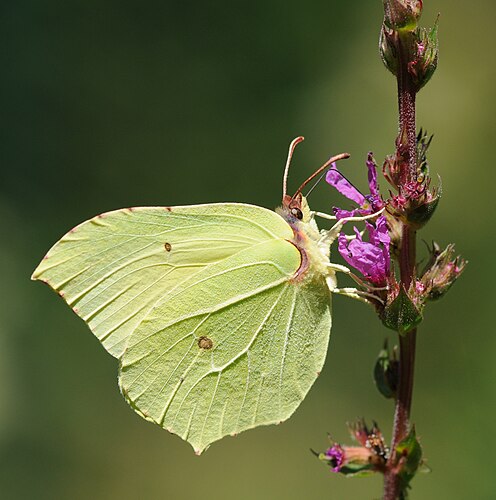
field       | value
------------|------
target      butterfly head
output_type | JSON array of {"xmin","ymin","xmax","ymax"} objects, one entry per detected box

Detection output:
[
  {"xmin": 281, "ymin": 192, "xmax": 311, "ymax": 223},
  {"xmin": 281, "ymin": 136, "xmax": 350, "ymax": 224}
]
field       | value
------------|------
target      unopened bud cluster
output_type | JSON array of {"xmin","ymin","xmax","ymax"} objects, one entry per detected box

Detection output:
[
  {"xmin": 380, "ymin": 0, "xmax": 438, "ymax": 92},
  {"xmin": 384, "ymin": 130, "xmax": 441, "ymax": 230}
]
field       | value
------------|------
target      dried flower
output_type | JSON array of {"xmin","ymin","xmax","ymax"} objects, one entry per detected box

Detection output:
[
  {"xmin": 316, "ymin": 420, "xmax": 388, "ymax": 475},
  {"xmin": 349, "ymin": 419, "xmax": 389, "ymax": 462},
  {"xmin": 420, "ymin": 243, "xmax": 467, "ymax": 300}
]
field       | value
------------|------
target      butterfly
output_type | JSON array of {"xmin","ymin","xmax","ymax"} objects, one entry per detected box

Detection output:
[{"xmin": 32, "ymin": 137, "xmax": 375, "ymax": 454}]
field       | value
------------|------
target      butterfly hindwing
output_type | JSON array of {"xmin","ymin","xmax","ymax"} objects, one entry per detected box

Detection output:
[{"xmin": 118, "ymin": 237, "xmax": 331, "ymax": 453}]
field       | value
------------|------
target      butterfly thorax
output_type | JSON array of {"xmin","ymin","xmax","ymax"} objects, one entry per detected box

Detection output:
[{"xmin": 277, "ymin": 195, "xmax": 330, "ymax": 284}]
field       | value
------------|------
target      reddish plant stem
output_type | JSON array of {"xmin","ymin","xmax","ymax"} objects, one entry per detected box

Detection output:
[
  {"xmin": 384, "ymin": 231, "xmax": 417, "ymax": 500},
  {"xmin": 383, "ymin": 34, "xmax": 419, "ymax": 500},
  {"xmin": 397, "ymin": 79, "xmax": 417, "ymax": 184}
]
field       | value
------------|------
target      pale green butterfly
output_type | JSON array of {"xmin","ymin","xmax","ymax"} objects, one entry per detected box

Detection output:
[{"xmin": 32, "ymin": 137, "xmax": 376, "ymax": 454}]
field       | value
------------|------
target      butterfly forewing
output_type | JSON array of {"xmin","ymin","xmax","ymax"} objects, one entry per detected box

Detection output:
[{"xmin": 31, "ymin": 204, "xmax": 295, "ymax": 357}]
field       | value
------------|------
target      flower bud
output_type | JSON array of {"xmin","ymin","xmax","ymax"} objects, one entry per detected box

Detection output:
[
  {"xmin": 408, "ymin": 19, "xmax": 439, "ymax": 91},
  {"xmin": 383, "ymin": 0, "xmax": 423, "ymax": 31},
  {"xmin": 380, "ymin": 9, "xmax": 439, "ymax": 92}
]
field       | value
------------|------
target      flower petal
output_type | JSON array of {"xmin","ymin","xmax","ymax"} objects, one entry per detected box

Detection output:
[
  {"xmin": 326, "ymin": 167, "xmax": 366, "ymax": 206},
  {"xmin": 325, "ymin": 445, "xmax": 345, "ymax": 472},
  {"xmin": 338, "ymin": 228, "xmax": 388, "ymax": 285},
  {"xmin": 366, "ymin": 152, "xmax": 379, "ymax": 197}
]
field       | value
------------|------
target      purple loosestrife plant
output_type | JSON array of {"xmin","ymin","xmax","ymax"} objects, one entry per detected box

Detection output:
[{"xmin": 314, "ymin": 1, "xmax": 465, "ymax": 498}]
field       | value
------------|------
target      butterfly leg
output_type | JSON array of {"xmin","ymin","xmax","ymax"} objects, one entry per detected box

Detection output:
[
  {"xmin": 326, "ymin": 262, "xmax": 352, "ymax": 274},
  {"xmin": 326, "ymin": 266, "xmax": 385, "ymax": 305},
  {"xmin": 333, "ymin": 287, "xmax": 384, "ymax": 305},
  {"xmin": 311, "ymin": 210, "xmax": 337, "ymax": 221},
  {"xmin": 326, "ymin": 263, "xmax": 388, "ymax": 292},
  {"xmin": 319, "ymin": 208, "xmax": 385, "ymax": 246}
]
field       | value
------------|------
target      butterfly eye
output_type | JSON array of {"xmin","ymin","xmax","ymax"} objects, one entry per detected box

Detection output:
[{"xmin": 291, "ymin": 207, "xmax": 303, "ymax": 220}]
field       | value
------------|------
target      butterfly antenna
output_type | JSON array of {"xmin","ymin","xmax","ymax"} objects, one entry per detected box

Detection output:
[
  {"xmin": 283, "ymin": 136, "xmax": 305, "ymax": 198},
  {"xmin": 291, "ymin": 152, "xmax": 350, "ymax": 202},
  {"xmin": 304, "ymin": 170, "xmax": 328, "ymax": 198}
]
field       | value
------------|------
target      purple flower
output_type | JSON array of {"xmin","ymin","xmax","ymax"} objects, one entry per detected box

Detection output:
[
  {"xmin": 326, "ymin": 153, "xmax": 391, "ymax": 285},
  {"xmin": 324, "ymin": 443, "xmax": 378, "ymax": 474},
  {"xmin": 338, "ymin": 216, "xmax": 391, "ymax": 285},
  {"xmin": 326, "ymin": 152, "xmax": 384, "ymax": 220},
  {"xmin": 325, "ymin": 444, "xmax": 345, "ymax": 472}
]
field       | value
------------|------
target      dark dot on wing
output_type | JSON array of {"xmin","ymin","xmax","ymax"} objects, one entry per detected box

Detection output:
[
  {"xmin": 164, "ymin": 242, "xmax": 172, "ymax": 252},
  {"xmin": 198, "ymin": 336, "xmax": 213, "ymax": 350}
]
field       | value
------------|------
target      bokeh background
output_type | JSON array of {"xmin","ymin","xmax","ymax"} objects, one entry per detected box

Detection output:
[{"xmin": 1, "ymin": 1, "xmax": 494, "ymax": 499}]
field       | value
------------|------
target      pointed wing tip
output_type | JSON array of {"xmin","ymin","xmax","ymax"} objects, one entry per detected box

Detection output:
[
  {"xmin": 31, "ymin": 266, "xmax": 46, "ymax": 283},
  {"xmin": 191, "ymin": 440, "xmax": 209, "ymax": 456},
  {"xmin": 31, "ymin": 262, "xmax": 42, "ymax": 281},
  {"xmin": 190, "ymin": 439, "xmax": 211, "ymax": 456}
]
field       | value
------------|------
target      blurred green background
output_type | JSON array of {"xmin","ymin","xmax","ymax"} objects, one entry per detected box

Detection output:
[{"xmin": 1, "ymin": 1, "xmax": 494, "ymax": 498}]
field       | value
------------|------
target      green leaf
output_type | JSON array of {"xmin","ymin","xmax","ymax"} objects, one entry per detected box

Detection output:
[{"xmin": 373, "ymin": 341, "xmax": 398, "ymax": 399}]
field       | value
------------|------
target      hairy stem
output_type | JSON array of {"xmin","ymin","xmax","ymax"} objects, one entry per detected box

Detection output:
[
  {"xmin": 383, "ymin": 35, "xmax": 419, "ymax": 500},
  {"xmin": 397, "ymin": 42, "xmax": 417, "ymax": 184}
]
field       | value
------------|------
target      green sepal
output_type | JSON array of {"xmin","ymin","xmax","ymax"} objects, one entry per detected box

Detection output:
[
  {"xmin": 374, "ymin": 341, "xmax": 399, "ymax": 399},
  {"xmin": 406, "ymin": 193, "xmax": 440, "ymax": 229},
  {"xmin": 380, "ymin": 24, "xmax": 399, "ymax": 76},
  {"xmin": 339, "ymin": 463, "xmax": 376, "ymax": 477},
  {"xmin": 395, "ymin": 427, "xmax": 423, "ymax": 487},
  {"xmin": 381, "ymin": 287, "xmax": 423, "ymax": 334},
  {"xmin": 315, "ymin": 452, "xmax": 375, "ymax": 477},
  {"xmin": 415, "ymin": 17, "xmax": 439, "ymax": 91}
]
